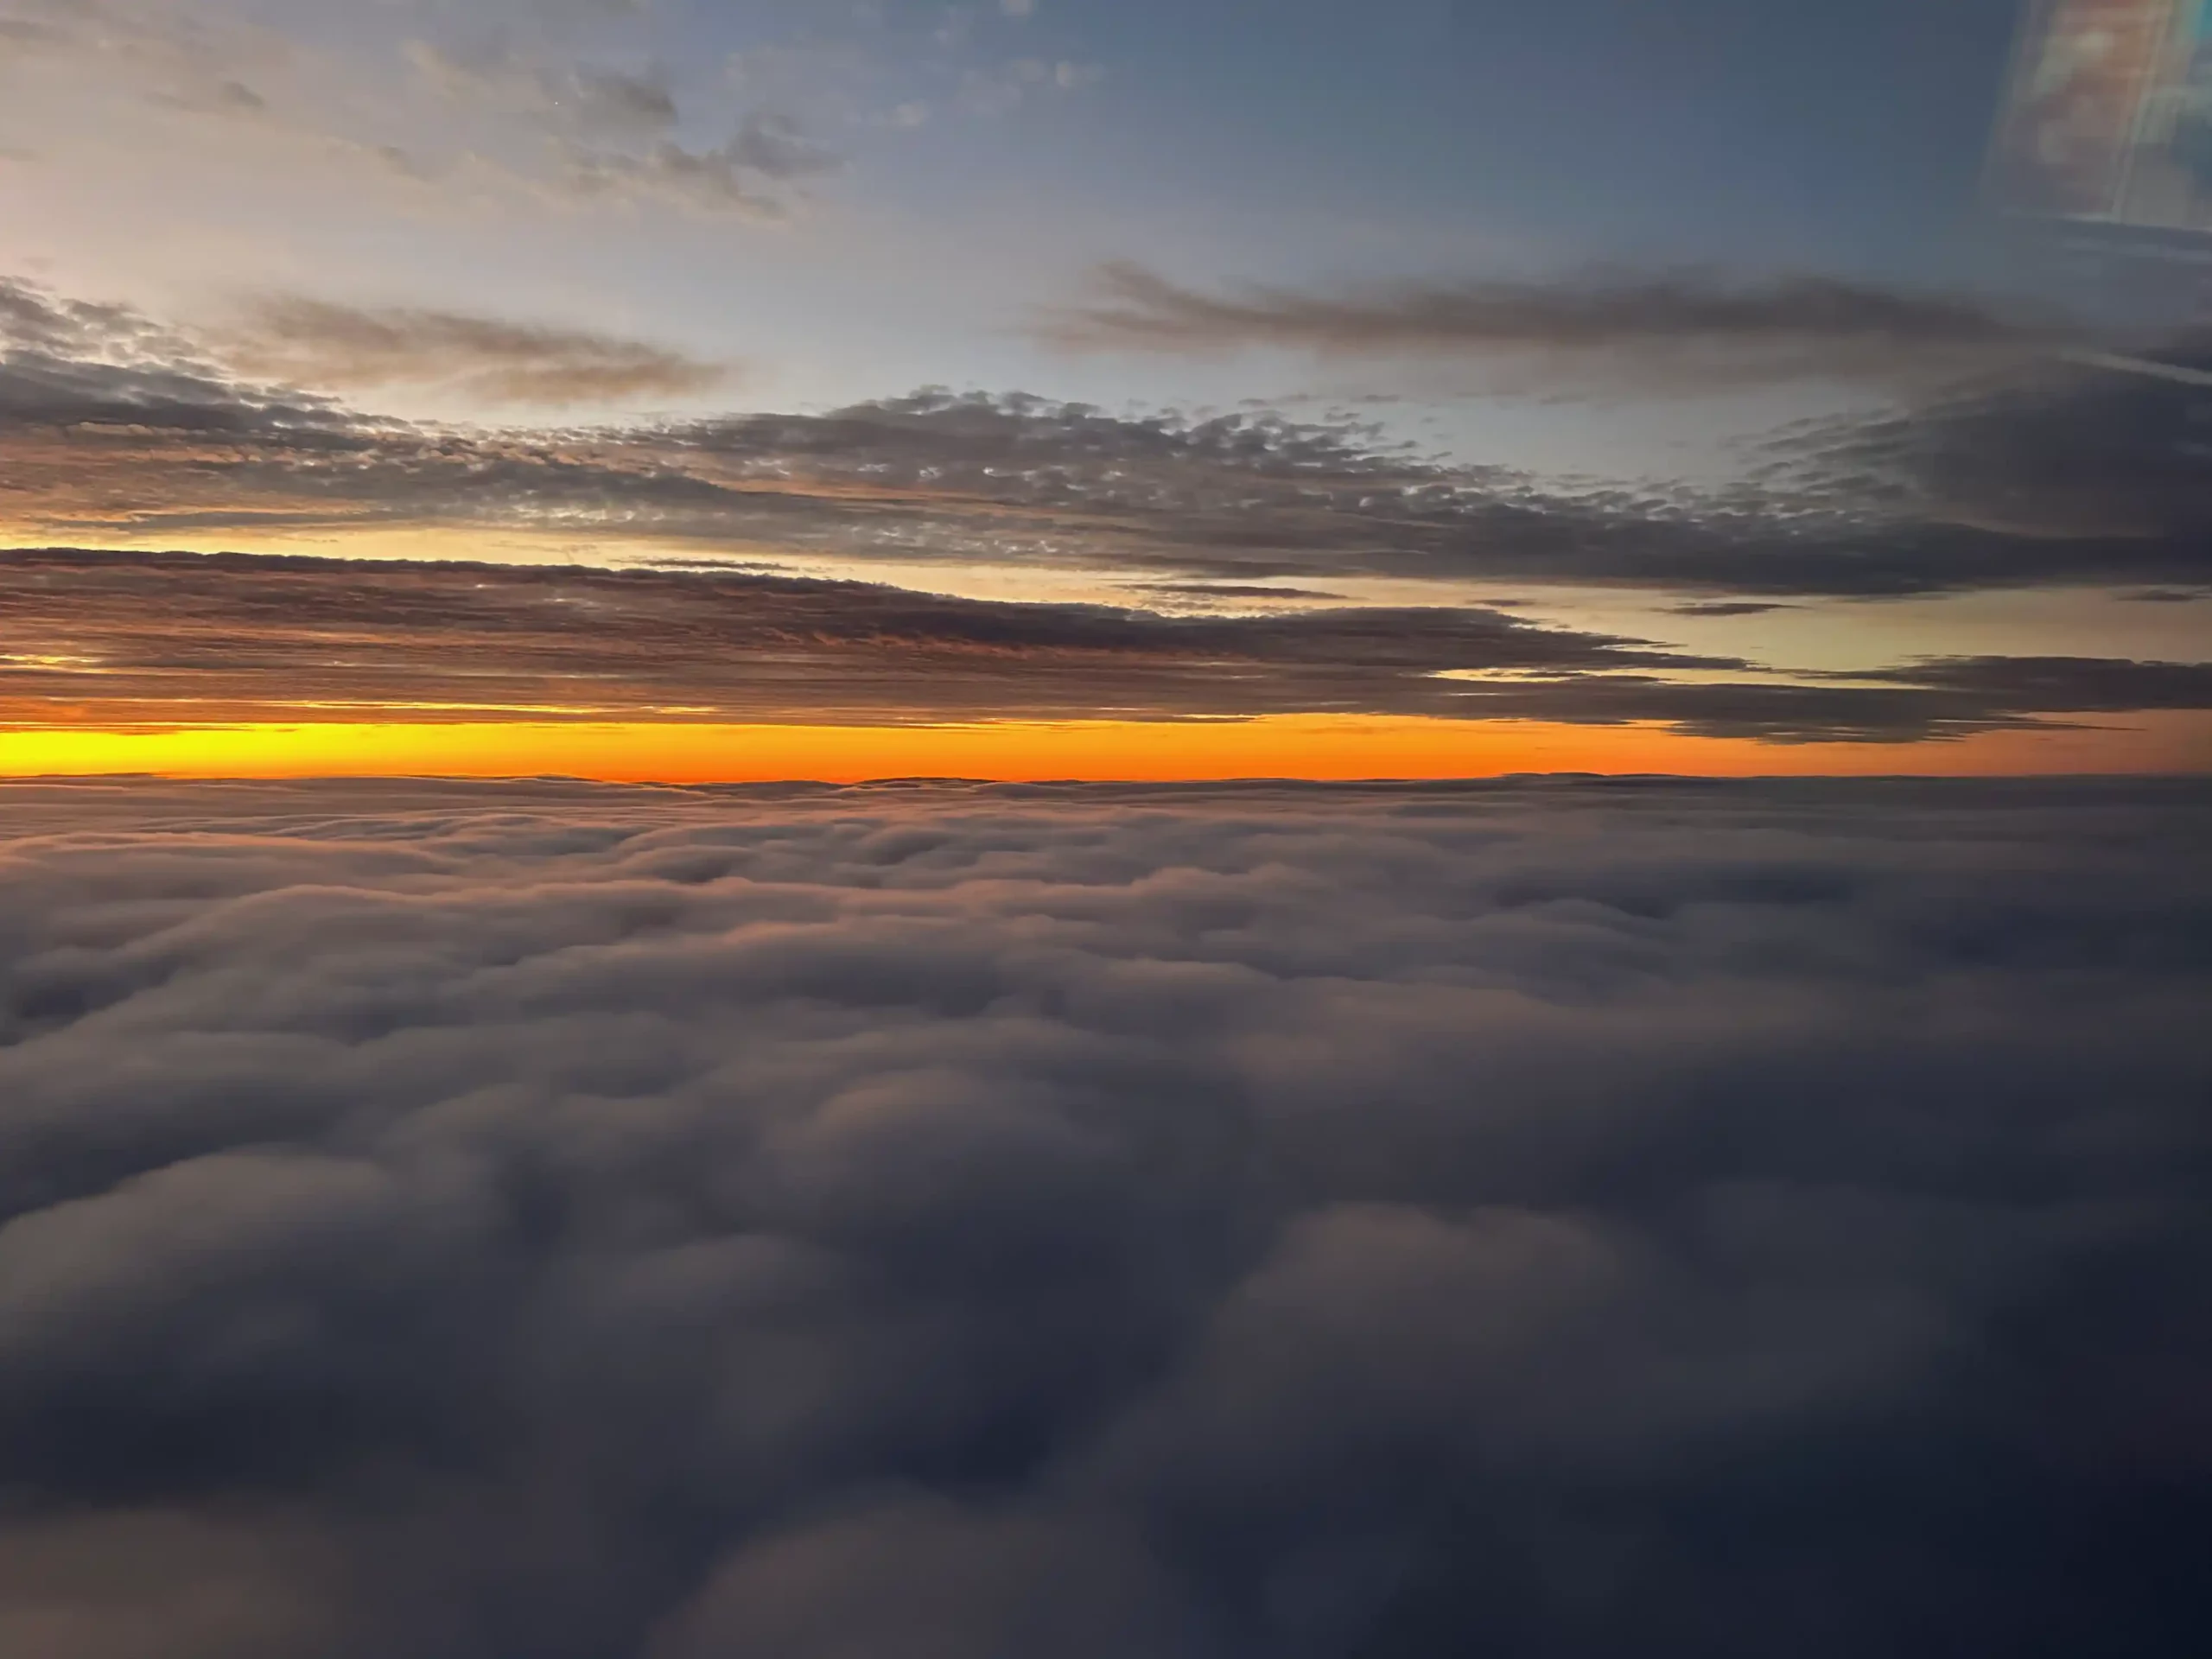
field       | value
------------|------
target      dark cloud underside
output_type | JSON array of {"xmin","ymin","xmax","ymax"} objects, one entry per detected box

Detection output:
[
  {"xmin": 5, "ymin": 548, "xmax": 2209, "ymax": 742},
  {"xmin": 0, "ymin": 779, "xmax": 2206, "ymax": 1658},
  {"xmin": 1665, "ymin": 601, "xmax": 1796, "ymax": 618},
  {"xmin": 1783, "ymin": 346, "xmax": 2212, "ymax": 543}
]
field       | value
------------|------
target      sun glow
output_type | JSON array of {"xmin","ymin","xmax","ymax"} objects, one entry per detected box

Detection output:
[{"xmin": 5, "ymin": 714, "xmax": 2206, "ymax": 783}]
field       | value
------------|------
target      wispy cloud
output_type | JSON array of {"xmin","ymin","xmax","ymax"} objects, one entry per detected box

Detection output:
[
  {"xmin": 556, "ymin": 112, "xmax": 844, "ymax": 218},
  {"xmin": 404, "ymin": 41, "xmax": 681, "ymax": 141},
  {"xmin": 1041, "ymin": 262, "xmax": 2069, "ymax": 390},
  {"xmin": 403, "ymin": 37, "xmax": 844, "ymax": 220},
  {"xmin": 217, "ymin": 296, "xmax": 734, "ymax": 408},
  {"xmin": 0, "ymin": 0, "xmax": 1090, "ymax": 223},
  {"xmin": 1135, "ymin": 583, "xmax": 1355, "ymax": 604},
  {"xmin": 1665, "ymin": 601, "xmax": 1796, "ymax": 618}
]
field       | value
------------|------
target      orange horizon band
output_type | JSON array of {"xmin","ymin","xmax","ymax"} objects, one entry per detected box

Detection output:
[{"xmin": 4, "ymin": 713, "xmax": 2208, "ymax": 783}]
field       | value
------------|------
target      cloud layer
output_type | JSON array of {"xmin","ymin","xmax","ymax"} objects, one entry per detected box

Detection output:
[
  {"xmin": 5, "ymin": 547, "xmax": 2209, "ymax": 742},
  {"xmin": 6, "ymin": 273, "xmax": 2206, "ymax": 601},
  {"xmin": 0, "ymin": 777, "xmax": 2207, "ymax": 1657}
]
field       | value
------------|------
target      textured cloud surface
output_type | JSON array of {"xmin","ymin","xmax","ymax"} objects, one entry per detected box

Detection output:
[
  {"xmin": 9, "ymin": 275, "xmax": 2209, "ymax": 600},
  {"xmin": 1, "ymin": 778, "xmax": 2206, "ymax": 1657}
]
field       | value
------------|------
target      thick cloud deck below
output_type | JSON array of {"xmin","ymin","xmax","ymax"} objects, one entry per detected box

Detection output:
[{"xmin": 0, "ymin": 778, "xmax": 2207, "ymax": 1658}]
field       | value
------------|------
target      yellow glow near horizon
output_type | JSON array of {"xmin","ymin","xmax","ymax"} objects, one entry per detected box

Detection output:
[{"xmin": 4, "ymin": 714, "xmax": 2208, "ymax": 783}]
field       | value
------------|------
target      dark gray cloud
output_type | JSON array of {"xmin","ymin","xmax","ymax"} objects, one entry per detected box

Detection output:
[
  {"xmin": 6, "ymin": 276, "xmax": 2208, "ymax": 599},
  {"xmin": 1664, "ymin": 600, "xmax": 1796, "ymax": 618},
  {"xmin": 1779, "ymin": 346, "xmax": 2212, "ymax": 551},
  {"xmin": 5, "ymin": 548, "xmax": 2209, "ymax": 742},
  {"xmin": 1039, "ymin": 262, "xmax": 2066, "ymax": 389},
  {"xmin": 0, "ymin": 273, "xmax": 194, "ymax": 360},
  {"xmin": 0, "ymin": 777, "xmax": 2206, "ymax": 1657},
  {"xmin": 1136, "ymin": 583, "xmax": 1354, "ymax": 602},
  {"xmin": 0, "ymin": 276, "xmax": 384, "ymax": 438},
  {"xmin": 1867, "ymin": 654, "xmax": 2212, "ymax": 714},
  {"xmin": 218, "ymin": 296, "xmax": 734, "ymax": 408}
]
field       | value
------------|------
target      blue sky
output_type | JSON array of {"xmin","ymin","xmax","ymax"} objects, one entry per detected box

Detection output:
[{"xmin": 0, "ymin": 0, "xmax": 2032, "ymax": 430}]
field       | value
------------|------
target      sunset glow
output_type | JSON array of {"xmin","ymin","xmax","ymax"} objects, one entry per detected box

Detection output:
[{"xmin": 7, "ymin": 712, "xmax": 2207, "ymax": 784}]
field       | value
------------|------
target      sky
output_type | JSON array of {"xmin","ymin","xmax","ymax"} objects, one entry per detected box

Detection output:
[{"xmin": 1, "ymin": 0, "xmax": 2207, "ymax": 779}]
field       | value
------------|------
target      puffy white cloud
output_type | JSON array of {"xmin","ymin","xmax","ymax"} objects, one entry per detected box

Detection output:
[{"xmin": 0, "ymin": 777, "xmax": 2207, "ymax": 1656}]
